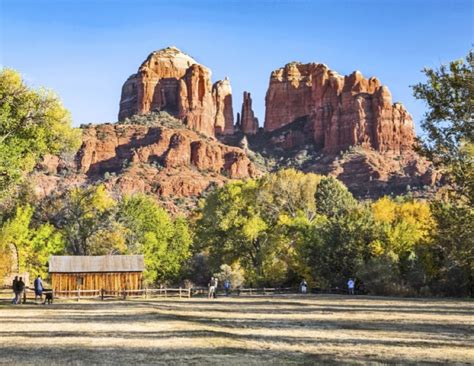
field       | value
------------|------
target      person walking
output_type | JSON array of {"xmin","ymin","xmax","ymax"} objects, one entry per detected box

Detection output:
[
  {"xmin": 347, "ymin": 278, "xmax": 355, "ymax": 295},
  {"xmin": 223, "ymin": 279, "xmax": 231, "ymax": 296},
  {"xmin": 17, "ymin": 277, "xmax": 25, "ymax": 304},
  {"xmin": 213, "ymin": 277, "xmax": 218, "ymax": 299},
  {"xmin": 34, "ymin": 275, "xmax": 44, "ymax": 303},
  {"xmin": 12, "ymin": 276, "xmax": 19, "ymax": 304},
  {"xmin": 300, "ymin": 279, "xmax": 308, "ymax": 294},
  {"xmin": 208, "ymin": 277, "xmax": 216, "ymax": 299}
]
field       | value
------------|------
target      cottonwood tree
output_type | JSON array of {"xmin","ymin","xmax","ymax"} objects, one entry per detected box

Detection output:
[
  {"xmin": 412, "ymin": 51, "xmax": 474, "ymax": 296},
  {"xmin": 0, "ymin": 69, "xmax": 81, "ymax": 199}
]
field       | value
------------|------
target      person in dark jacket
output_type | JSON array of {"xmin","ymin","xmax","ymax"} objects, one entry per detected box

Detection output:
[
  {"xmin": 34, "ymin": 275, "xmax": 44, "ymax": 303},
  {"xmin": 17, "ymin": 277, "xmax": 25, "ymax": 304},
  {"xmin": 12, "ymin": 276, "xmax": 19, "ymax": 304}
]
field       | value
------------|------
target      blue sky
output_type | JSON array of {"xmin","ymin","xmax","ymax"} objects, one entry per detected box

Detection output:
[{"xmin": 1, "ymin": 0, "xmax": 472, "ymax": 134}]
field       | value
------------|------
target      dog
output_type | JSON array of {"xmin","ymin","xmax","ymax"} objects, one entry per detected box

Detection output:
[{"xmin": 43, "ymin": 290, "xmax": 53, "ymax": 304}]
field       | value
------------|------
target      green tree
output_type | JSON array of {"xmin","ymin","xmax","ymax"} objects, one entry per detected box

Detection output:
[
  {"xmin": 195, "ymin": 179, "xmax": 268, "ymax": 284},
  {"xmin": 302, "ymin": 206, "xmax": 374, "ymax": 289},
  {"xmin": 0, "ymin": 205, "xmax": 65, "ymax": 278},
  {"xmin": 118, "ymin": 194, "xmax": 192, "ymax": 284},
  {"xmin": 412, "ymin": 51, "xmax": 473, "ymax": 203},
  {"xmin": 428, "ymin": 202, "xmax": 474, "ymax": 296},
  {"xmin": 54, "ymin": 185, "xmax": 117, "ymax": 255},
  {"xmin": 0, "ymin": 69, "xmax": 81, "ymax": 199},
  {"xmin": 315, "ymin": 176, "xmax": 357, "ymax": 217},
  {"xmin": 196, "ymin": 170, "xmax": 324, "ymax": 286},
  {"xmin": 412, "ymin": 51, "xmax": 474, "ymax": 296}
]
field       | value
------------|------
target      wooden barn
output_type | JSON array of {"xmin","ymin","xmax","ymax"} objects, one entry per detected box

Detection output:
[{"xmin": 49, "ymin": 255, "xmax": 144, "ymax": 295}]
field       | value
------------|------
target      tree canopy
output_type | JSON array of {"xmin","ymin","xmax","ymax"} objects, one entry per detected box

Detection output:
[{"xmin": 0, "ymin": 68, "xmax": 81, "ymax": 199}]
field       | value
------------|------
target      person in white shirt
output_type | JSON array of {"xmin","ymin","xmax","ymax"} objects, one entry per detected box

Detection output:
[
  {"xmin": 347, "ymin": 278, "xmax": 355, "ymax": 295},
  {"xmin": 300, "ymin": 279, "xmax": 308, "ymax": 294}
]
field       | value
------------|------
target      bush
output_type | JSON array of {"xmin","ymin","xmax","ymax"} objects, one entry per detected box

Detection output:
[
  {"xmin": 215, "ymin": 263, "xmax": 245, "ymax": 289},
  {"xmin": 119, "ymin": 111, "xmax": 184, "ymax": 129},
  {"xmin": 356, "ymin": 256, "xmax": 403, "ymax": 296}
]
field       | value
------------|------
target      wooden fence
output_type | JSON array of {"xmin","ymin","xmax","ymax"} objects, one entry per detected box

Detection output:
[
  {"xmin": 0, "ymin": 286, "xmax": 356, "ymax": 303},
  {"xmin": 0, "ymin": 287, "xmax": 192, "ymax": 302}
]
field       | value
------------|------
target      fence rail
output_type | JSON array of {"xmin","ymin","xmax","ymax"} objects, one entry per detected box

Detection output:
[
  {"xmin": 0, "ymin": 286, "xmax": 356, "ymax": 303},
  {"xmin": 0, "ymin": 287, "xmax": 192, "ymax": 302}
]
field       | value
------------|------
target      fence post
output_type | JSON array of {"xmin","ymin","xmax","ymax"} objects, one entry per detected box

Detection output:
[
  {"xmin": 179, "ymin": 287, "xmax": 182, "ymax": 298},
  {"xmin": 77, "ymin": 288, "xmax": 80, "ymax": 302},
  {"xmin": 101, "ymin": 288, "xmax": 104, "ymax": 301},
  {"xmin": 164, "ymin": 288, "xmax": 167, "ymax": 298},
  {"xmin": 144, "ymin": 288, "xmax": 147, "ymax": 299},
  {"xmin": 188, "ymin": 288, "xmax": 191, "ymax": 298}
]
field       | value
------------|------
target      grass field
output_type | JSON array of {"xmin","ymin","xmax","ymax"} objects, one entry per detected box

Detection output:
[{"xmin": 0, "ymin": 294, "xmax": 472, "ymax": 365}]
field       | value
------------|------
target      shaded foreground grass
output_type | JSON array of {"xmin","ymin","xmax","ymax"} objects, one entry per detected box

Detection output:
[{"xmin": 0, "ymin": 295, "xmax": 472, "ymax": 365}]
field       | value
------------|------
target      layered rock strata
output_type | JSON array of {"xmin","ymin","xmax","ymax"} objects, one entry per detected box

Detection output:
[
  {"xmin": 119, "ymin": 47, "xmax": 234, "ymax": 137},
  {"xmin": 32, "ymin": 123, "xmax": 258, "ymax": 213},
  {"xmin": 264, "ymin": 62, "xmax": 415, "ymax": 153}
]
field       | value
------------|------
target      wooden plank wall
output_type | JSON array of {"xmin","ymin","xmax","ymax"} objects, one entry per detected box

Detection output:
[{"xmin": 51, "ymin": 272, "xmax": 143, "ymax": 295}]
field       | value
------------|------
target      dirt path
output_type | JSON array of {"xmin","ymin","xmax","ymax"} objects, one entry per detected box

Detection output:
[{"xmin": 0, "ymin": 295, "xmax": 472, "ymax": 365}]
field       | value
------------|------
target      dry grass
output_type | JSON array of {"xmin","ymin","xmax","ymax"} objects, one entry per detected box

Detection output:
[{"xmin": 0, "ymin": 294, "xmax": 472, "ymax": 365}]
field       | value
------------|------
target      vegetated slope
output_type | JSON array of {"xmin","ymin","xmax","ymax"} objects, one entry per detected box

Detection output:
[{"xmin": 32, "ymin": 112, "xmax": 258, "ymax": 214}]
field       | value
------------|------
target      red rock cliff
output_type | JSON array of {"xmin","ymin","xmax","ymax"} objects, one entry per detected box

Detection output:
[
  {"xmin": 264, "ymin": 62, "xmax": 415, "ymax": 153},
  {"xmin": 119, "ymin": 47, "xmax": 234, "ymax": 138}
]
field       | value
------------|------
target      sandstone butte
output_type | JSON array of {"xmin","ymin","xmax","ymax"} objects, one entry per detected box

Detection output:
[
  {"xmin": 264, "ymin": 62, "xmax": 415, "ymax": 154},
  {"xmin": 119, "ymin": 46, "xmax": 237, "ymax": 137}
]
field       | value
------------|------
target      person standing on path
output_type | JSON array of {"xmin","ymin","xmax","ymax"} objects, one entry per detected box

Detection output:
[
  {"xmin": 347, "ymin": 278, "xmax": 355, "ymax": 295},
  {"xmin": 223, "ymin": 279, "xmax": 231, "ymax": 296},
  {"xmin": 300, "ymin": 279, "xmax": 308, "ymax": 294},
  {"xmin": 34, "ymin": 275, "xmax": 44, "ymax": 303},
  {"xmin": 16, "ymin": 277, "xmax": 25, "ymax": 304},
  {"xmin": 213, "ymin": 277, "xmax": 218, "ymax": 298},
  {"xmin": 12, "ymin": 276, "xmax": 19, "ymax": 304},
  {"xmin": 208, "ymin": 277, "xmax": 216, "ymax": 299}
]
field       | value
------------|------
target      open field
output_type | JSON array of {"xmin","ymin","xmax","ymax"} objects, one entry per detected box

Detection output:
[{"xmin": 0, "ymin": 294, "xmax": 473, "ymax": 365}]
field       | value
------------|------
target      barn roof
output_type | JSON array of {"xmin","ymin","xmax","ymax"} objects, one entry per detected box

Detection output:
[{"xmin": 48, "ymin": 255, "xmax": 145, "ymax": 273}]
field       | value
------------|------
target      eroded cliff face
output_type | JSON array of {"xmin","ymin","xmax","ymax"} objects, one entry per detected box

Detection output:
[
  {"xmin": 119, "ymin": 47, "xmax": 234, "ymax": 137},
  {"xmin": 264, "ymin": 62, "xmax": 415, "ymax": 153},
  {"xmin": 32, "ymin": 123, "xmax": 258, "ymax": 213}
]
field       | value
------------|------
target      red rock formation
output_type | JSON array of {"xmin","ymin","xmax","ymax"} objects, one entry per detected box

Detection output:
[
  {"xmin": 29, "ymin": 122, "xmax": 259, "ymax": 214},
  {"xmin": 178, "ymin": 64, "xmax": 215, "ymax": 136},
  {"xmin": 264, "ymin": 62, "xmax": 415, "ymax": 153},
  {"xmin": 119, "ymin": 47, "xmax": 235, "ymax": 138},
  {"xmin": 119, "ymin": 47, "xmax": 196, "ymax": 120},
  {"xmin": 240, "ymin": 92, "xmax": 259, "ymax": 135},
  {"xmin": 213, "ymin": 78, "xmax": 234, "ymax": 135},
  {"xmin": 78, "ymin": 124, "xmax": 257, "ymax": 180}
]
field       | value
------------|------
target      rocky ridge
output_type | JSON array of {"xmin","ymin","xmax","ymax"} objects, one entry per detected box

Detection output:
[{"xmin": 34, "ymin": 119, "xmax": 258, "ymax": 213}]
